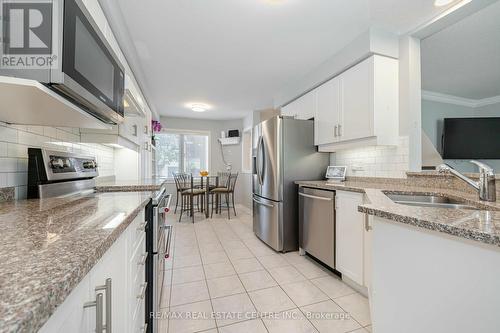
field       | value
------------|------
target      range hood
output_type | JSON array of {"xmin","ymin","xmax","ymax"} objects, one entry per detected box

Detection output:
[{"xmin": 0, "ymin": 76, "xmax": 111, "ymax": 129}]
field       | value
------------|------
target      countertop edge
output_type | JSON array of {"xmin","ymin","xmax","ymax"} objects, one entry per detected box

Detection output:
[
  {"xmin": 358, "ymin": 204, "xmax": 500, "ymax": 247},
  {"xmin": 8, "ymin": 197, "xmax": 150, "ymax": 333}
]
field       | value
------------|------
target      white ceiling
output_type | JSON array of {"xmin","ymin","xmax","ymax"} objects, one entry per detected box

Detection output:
[
  {"xmin": 421, "ymin": 0, "xmax": 500, "ymax": 100},
  {"xmin": 100, "ymin": 0, "xmax": 457, "ymax": 120}
]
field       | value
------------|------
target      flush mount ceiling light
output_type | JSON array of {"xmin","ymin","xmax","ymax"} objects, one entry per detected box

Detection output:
[
  {"xmin": 434, "ymin": 0, "xmax": 455, "ymax": 7},
  {"xmin": 190, "ymin": 103, "xmax": 210, "ymax": 112}
]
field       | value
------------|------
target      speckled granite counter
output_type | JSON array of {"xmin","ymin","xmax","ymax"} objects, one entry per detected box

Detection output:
[
  {"xmin": 296, "ymin": 180, "xmax": 500, "ymax": 247},
  {"xmin": 0, "ymin": 192, "xmax": 151, "ymax": 333},
  {"xmin": 95, "ymin": 177, "xmax": 168, "ymax": 192}
]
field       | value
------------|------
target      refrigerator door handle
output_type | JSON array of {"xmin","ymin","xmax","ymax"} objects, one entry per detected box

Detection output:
[
  {"xmin": 253, "ymin": 196, "xmax": 274, "ymax": 208},
  {"xmin": 257, "ymin": 136, "xmax": 264, "ymax": 185}
]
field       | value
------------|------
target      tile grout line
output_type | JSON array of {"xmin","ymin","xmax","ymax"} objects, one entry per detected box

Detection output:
[
  {"xmin": 193, "ymin": 214, "xmax": 222, "ymax": 332},
  {"xmin": 170, "ymin": 211, "xmax": 371, "ymax": 332},
  {"xmin": 214, "ymin": 217, "xmax": 270, "ymax": 333}
]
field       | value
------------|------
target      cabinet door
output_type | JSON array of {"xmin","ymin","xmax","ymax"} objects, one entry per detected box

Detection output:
[
  {"xmin": 336, "ymin": 190, "xmax": 364, "ymax": 285},
  {"xmin": 364, "ymin": 214, "xmax": 373, "ymax": 290},
  {"xmin": 315, "ymin": 77, "xmax": 341, "ymax": 145},
  {"xmin": 340, "ymin": 57, "xmax": 373, "ymax": 142},
  {"xmin": 89, "ymin": 234, "xmax": 128, "ymax": 333},
  {"xmin": 281, "ymin": 102, "xmax": 296, "ymax": 117},
  {"xmin": 296, "ymin": 91, "xmax": 316, "ymax": 120},
  {"xmin": 38, "ymin": 276, "xmax": 91, "ymax": 333}
]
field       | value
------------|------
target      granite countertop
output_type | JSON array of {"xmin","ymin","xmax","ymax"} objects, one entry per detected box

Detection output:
[
  {"xmin": 0, "ymin": 192, "xmax": 152, "ymax": 333},
  {"xmin": 296, "ymin": 180, "xmax": 500, "ymax": 247},
  {"xmin": 95, "ymin": 177, "xmax": 168, "ymax": 192}
]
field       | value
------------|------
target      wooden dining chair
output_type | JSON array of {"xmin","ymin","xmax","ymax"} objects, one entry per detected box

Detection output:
[
  {"xmin": 174, "ymin": 173, "xmax": 205, "ymax": 223},
  {"xmin": 210, "ymin": 172, "xmax": 238, "ymax": 219}
]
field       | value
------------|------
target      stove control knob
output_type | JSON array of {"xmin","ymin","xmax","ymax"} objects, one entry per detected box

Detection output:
[
  {"xmin": 63, "ymin": 159, "xmax": 71, "ymax": 168},
  {"xmin": 83, "ymin": 161, "xmax": 97, "ymax": 169},
  {"xmin": 50, "ymin": 159, "xmax": 64, "ymax": 169}
]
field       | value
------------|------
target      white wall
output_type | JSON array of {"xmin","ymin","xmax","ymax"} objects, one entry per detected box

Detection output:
[{"xmin": 0, "ymin": 122, "xmax": 115, "ymax": 199}]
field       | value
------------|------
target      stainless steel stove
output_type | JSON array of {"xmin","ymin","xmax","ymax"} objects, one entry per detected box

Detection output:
[{"xmin": 27, "ymin": 148, "xmax": 99, "ymax": 199}]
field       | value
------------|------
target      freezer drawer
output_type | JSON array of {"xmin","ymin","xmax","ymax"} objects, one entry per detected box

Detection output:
[
  {"xmin": 253, "ymin": 195, "xmax": 282, "ymax": 251},
  {"xmin": 299, "ymin": 187, "xmax": 335, "ymax": 268}
]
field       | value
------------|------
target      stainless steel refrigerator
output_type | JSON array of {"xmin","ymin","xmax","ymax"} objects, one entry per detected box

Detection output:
[{"xmin": 252, "ymin": 116, "xmax": 329, "ymax": 252}]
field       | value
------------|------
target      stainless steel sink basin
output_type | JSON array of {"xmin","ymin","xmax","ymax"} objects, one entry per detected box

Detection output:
[{"xmin": 385, "ymin": 193, "xmax": 480, "ymax": 210}]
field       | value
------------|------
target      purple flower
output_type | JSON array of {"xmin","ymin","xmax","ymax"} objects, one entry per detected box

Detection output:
[{"xmin": 152, "ymin": 120, "xmax": 162, "ymax": 133}]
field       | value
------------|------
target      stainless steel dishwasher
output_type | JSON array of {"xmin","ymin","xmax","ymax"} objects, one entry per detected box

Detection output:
[{"xmin": 298, "ymin": 186, "xmax": 335, "ymax": 269}]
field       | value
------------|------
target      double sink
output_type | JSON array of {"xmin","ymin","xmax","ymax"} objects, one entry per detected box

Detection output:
[{"xmin": 385, "ymin": 193, "xmax": 482, "ymax": 210}]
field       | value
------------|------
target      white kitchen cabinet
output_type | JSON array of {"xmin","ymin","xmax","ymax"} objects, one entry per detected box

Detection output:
[
  {"xmin": 340, "ymin": 58, "xmax": 373, "ymax": 142},
  {"xmin": 39, "ymin": 210, "xmax": 147, "ymax": 333},
  {"xmin": 314, "ymin": 77, "xmax": 341, "ymax": 145},
  {"xmin": 364, "ymin": 214, "xmax": 373, "ymax": 290},
  {"xmin": 281, "ymin": 90, "xmax": 316, "ymax": 120},
  {"xmin": 38, "ymin": 275, "xmax": 91, "ymax": 333},
  {"xmin": 89, "ymin": 233, "xmax": 128, "ymax": 333},
  {"xmin": 315, "ymin": 55, "xmax": 399, "ymax": 152},
  {"xmin": 336, "ymin": 190, "xmax": 365, "ymax": 286}
]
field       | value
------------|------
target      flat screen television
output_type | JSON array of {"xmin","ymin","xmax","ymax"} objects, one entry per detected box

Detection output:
[{"xmin": 442, "ymin": 117, "xmax": 500, "ymax": 159}]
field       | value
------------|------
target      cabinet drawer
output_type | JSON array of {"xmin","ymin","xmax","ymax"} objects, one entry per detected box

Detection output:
[
  {"xmin": 132, "ymin": 297, "xmax": 146, "ymax": 333},
  {"xmin": 129, "ymin": 210, "xmax": 146, "ymax": 252}
]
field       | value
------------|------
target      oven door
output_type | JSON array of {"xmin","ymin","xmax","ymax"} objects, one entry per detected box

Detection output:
[
  {"xmin": 153, "ymin": 225, "xmax": 172, "ymax": 332},
  {"xmin": 55, "ymin": 0, "xmax": 124, "ymax": 124}
]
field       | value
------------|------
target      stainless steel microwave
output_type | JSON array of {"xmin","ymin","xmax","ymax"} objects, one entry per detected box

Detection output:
[{"xmin": 0, "ymin": 0, "xmax": 125, "ymax": 124}]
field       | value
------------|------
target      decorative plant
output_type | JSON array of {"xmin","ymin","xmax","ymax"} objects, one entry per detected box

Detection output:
[{"xmin": 152, "ymin": 120, "xmax": 162, "ymax": 133}]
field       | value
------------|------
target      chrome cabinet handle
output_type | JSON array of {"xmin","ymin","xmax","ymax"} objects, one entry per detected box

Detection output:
[
  {"xmin": 138, "ymin": 252, "xmax": 148, "ymax": 265},
  {"xmin": 299, "ymin": 192, "xmax": 333, "ymax": 201},
  {"xmin": 137, "ymin": 222, "xmax": 147, "ymax": 231},
  {"xmin": 95, "ymin": 278, "xmax": 112, "ymax": 333},
  {"xmin": 338, "ymin": 124, "xmax": 342, "ymax": 137},
  {"xmin": 137, "ymin": 282, "xmax": 148, "ymax": 299},
  {"xmin": 140, "ymin": 323, "xmax": 148, "ymax": 333},
  {"xmin": 365, "ymin": 215, "xmax": 372, "ymax": 231},
  {"xmin": 84, "ymin": 293, "xmax": 104, "ymax": 333},
  {"xmin": 334, "ymin": 125, "xmax": 338, "ymax": 137},
  {"xmin": 252, "ymin": 197, "xmax": 274, "ymax": 208}
]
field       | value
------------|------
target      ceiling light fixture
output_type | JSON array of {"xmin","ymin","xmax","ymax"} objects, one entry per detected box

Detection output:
[
  {"xmin": 434, "ymin": 0, "xmax": 455, "ymax": 7},
  {"xmin": 190, "ymin": 103, "xmax": 209, "ymax": 112}
]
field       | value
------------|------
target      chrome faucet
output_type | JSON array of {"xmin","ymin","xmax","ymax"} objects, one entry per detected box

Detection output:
[{"xmin": 437, "ymin": 161, "xmax": 496, "ymax": 202}]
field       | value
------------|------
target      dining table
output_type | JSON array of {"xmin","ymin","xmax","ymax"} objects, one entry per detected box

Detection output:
[{"xmin": 196, "ymin": 175, "xmax": 219, "ymax": 218}]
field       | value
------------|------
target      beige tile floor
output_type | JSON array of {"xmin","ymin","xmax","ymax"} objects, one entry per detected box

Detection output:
[{"xmin": 159, "ymin": 206, "xmax": 372, "ymax": 333}]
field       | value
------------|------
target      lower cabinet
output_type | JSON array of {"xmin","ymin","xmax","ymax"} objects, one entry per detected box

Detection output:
[
  {"xmin": 39, "ymin": 210, "xmax": 147, "ymax": 333},
  {"xmin": 335, "ymin": 190, "xmax": 366, "ymax": 286}
]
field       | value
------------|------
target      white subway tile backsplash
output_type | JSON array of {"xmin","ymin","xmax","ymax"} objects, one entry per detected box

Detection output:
[
  {"xmin": 0, "ymin": 158, "xmax": 19, "ymax": 172},
  {"xmin": 0, "ymin": 122, "xmax": 116, "ymax": 199},
  {"xmin": 332, "ymin": 136, "xmax": 409, "ymax": 178},
  {"xmin": 0, "ymin": 126, "xmax": 18, "ymax": 143},
  {"xmin": 0, "ymin": 143, "xmax": 7, "ymax": 157}
]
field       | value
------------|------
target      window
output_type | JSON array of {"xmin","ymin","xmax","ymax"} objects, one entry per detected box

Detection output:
[{"xmin": 156, "ymin": 130, "xmax": 209, "ymax": 177}]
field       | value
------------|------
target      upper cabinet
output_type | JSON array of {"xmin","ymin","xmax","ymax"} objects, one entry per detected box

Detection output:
[
  {"xmin": 281, "ymin": 89, "xmax": 316, "ymax": 120},
  {"xmin": 315, "ymin": 55, "xmax": 399, "ymax": 151},
  {"xmin": 315, "ymin": 77, "xmax": 341, "ymax": 145}
]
